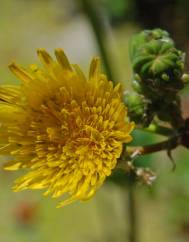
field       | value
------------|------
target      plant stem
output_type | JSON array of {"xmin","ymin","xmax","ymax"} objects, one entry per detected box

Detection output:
[
  {"xmin": 128, "ymin": 182, "xmax": 137, "ymax": 242},
  {"xmin": 79, "ymin": 0, "xmax": 115, "ymax": 82},
  {"xmin": 126, "ymin": 136, "xmax": 180, "ymax": 157},
  {"xmin": 141, "ymin": 124, "xmax": 174, "ymax": 136}
]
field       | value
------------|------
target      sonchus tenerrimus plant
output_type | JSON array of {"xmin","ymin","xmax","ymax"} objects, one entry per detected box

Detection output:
[{"xmin": 0, "ymin": 28, "xmax": 189, "ymax": 208}]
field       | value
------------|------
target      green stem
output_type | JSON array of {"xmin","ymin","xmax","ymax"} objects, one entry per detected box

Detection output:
[
  {"xmin": 126, "ymin": 136, "xmax": 180, "ymax": 156},
  {"xmin": 128, "ymin": 182, "xmax": 137, "ymax": 242},
  {"xmin": 141, "ymin": 124, "xmax": 175, "ymax": 136},
  {"xmin": 79, "ymin": 0, "xmax": 115, "ymax": 82}
]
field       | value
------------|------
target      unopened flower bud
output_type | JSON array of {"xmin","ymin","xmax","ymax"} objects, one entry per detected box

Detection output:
[
  {"xmin": 124, "ymin": 93, "xmax": 148, "ymax": 124},
  {"xmin": 129, "ymin": 28, "xmax": 186, "ymax": 98}
]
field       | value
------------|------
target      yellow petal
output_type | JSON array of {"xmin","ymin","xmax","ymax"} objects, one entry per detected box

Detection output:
[
  {"xmin": 56, "ymin": 196, "xmax": 77, "ymax": 208},
  {"xmin": 4, "ymin": 161, "xmax": 22, "ymax": 170},
  {"xmin": 73, "ymin": 64, "xmax": 86, "ymax": 83},
  {"xmin": 55, "ymin": 48, "xmax": 72, "ymax": 71},
  {"xmin": 0, "ymin": 102, "xmax": 26, "ymax": 123},
  {"xmin": 37, "ymin": 49, "xmax": 54, "ymax": 68},
  {"xmin": 9, "ymin": 62, "xmax": 34, "ymax": 83},
  {"xmin": 89, "ymin": 57, "xmax": 100, "ymax": 79}
]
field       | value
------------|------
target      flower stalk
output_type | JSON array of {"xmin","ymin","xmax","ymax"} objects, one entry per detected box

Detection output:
[
  {"xmin": 142, "ymin": 124, "xmax": 175, "ymax": 137},
  {"xmin": 79, "ymin": 0, "xmax": 115, "ymax": 82},
  {"xmin": 128, "ymin": 182, "xmax": 137, "ymax": 242},
  {"xmin": 126, "ymin": 136, "xmax": 180, "ymax": 156}
]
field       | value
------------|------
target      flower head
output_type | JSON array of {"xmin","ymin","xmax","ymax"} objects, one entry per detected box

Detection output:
[{"xmin": 0, "ymin": 49, "xmax": 134, "ymax": 207}]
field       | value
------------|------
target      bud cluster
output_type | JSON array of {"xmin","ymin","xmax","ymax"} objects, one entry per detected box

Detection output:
[{"xmin": 126, "ymin": 28, "xmax": 189, "ymax": 127}]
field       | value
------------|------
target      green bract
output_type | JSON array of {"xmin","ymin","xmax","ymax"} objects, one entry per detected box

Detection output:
[
  {"xmin": 124, "ymin": 93, "xmax": 148, "ymax": 125},
  {"xmin": 128, "ymin": 28, "xmax": 188, "ymax": 128},
  {"xmin": 130, "ymin": 29, "xmax": 186, "ymax": 99}
]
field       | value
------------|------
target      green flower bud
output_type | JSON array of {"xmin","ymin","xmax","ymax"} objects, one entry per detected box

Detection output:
[
  {"xmin": 129, "ymin": 28, "xmax": 173, "ymax": 62},
  {"xmin": 128, "ymin": 29, "xmax": 188, "ymax": 128},
  {"xmin": 124, "ymin": 93, "xmax": 148, "ymax": 124},
  {"xmin": 132, "ymin": 75, "xmax": 143, "ymax": 93},
  {"xmin": 129, "ymin": 28, "xmax": 185, "ymax": 99}
]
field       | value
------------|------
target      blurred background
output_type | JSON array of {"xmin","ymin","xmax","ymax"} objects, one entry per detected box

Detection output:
[{"xmin": 0, "ymin": 0, "xmax": 189, "ymax": 241}]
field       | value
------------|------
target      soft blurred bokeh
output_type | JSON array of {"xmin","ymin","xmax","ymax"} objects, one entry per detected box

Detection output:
[{"xmin": 0, "ymin": 0, "xmax": 189, "ymax": 241}]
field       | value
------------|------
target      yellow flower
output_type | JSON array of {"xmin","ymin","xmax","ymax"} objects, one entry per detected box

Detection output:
[{"xmin": 0, "ymin": 49, "xmax": 134, "ymax": 207}]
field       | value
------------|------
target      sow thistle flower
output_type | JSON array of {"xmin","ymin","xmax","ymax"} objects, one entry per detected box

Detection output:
[{"xmin": 0, "ymin": 49, "xmax": 134, "ymax": 207}]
